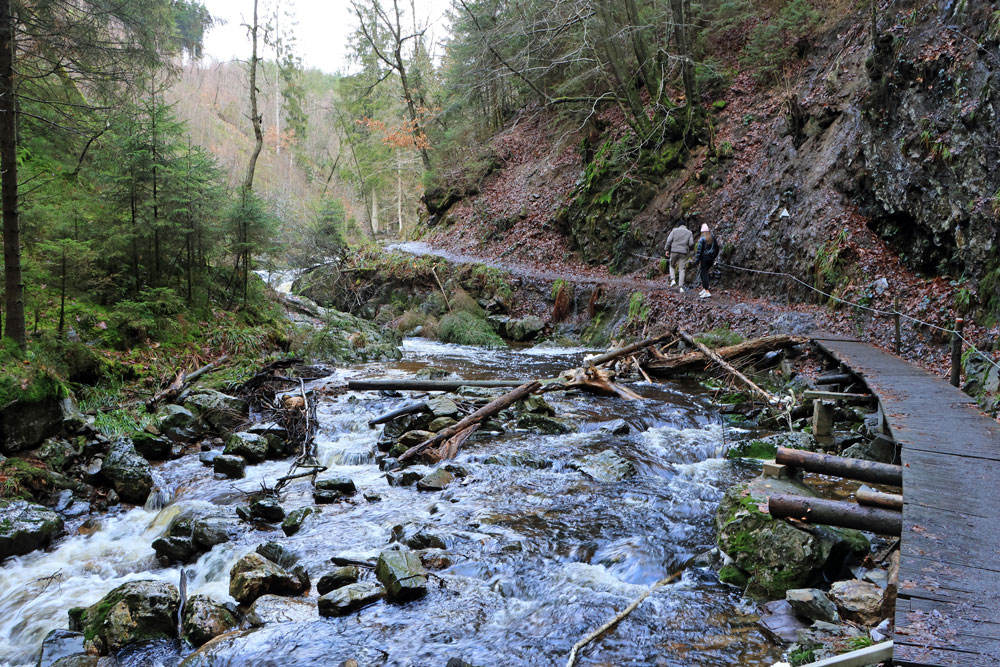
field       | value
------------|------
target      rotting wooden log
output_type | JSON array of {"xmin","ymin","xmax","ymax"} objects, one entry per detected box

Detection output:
[
  {"xmin": 679, "ymin": 331, "xmax": 784, "ymax": 405},
  {"xmin": 397, "ymin": 380, "xmax": 541, "ymax": 463},
  {"xmin": 768, "ymin": 493, "xmax": 902, "ymax": 535},
  {"xmin": 815, "ymin": 372, "xmax": 855, "ymax": 386},
  {"xmin": 549, "ymin": 366, "xmax": 643, "ymax": 400},
  {"xmin": 348, "ymin": 379, "xmax": 530, "ymax": 392},
  {"xmin": 776, "ymin": 447, "xmax": 903, "ymax": 486},
  {"xmin": 802, "ymin": 390, "xmax": 873, "ymax": 403},
  {"xmin": 367, "ymin": 401, "xmax": 427, "ymax": 429},
  {"xmin": 585, "ymin": 329, "xmax": 676, "ymax": 367},
  {"xmin": 856, "ymin": 484, "xmax": 904, "ymax": 511},
  {"xmin": 645, "ymin": 334, "xmax": 805, "ymax": 376},
  {"xmin": 146, "ymin": 354, "xmax": 230, "ymax": 411}
]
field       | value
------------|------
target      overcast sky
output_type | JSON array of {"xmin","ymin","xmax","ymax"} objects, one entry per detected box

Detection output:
[{"xmin": 201, "ymin": 0, "xmax": 452, "ymax": 74}]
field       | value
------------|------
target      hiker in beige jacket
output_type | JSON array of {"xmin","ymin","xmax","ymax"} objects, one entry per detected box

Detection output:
[{"xmin": 664, "ymin": 223, "xmax": 694, "ymax": 291}]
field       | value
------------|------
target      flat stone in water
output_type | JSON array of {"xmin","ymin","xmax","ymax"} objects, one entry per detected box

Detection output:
[
  {"xmin": 428, "ymin": 416, "xmax": 458, "ymax": 432},
  {"xmin": 246, "ymin": 594, "xmax": 316, "ymax": 626},
  {"xmin": 573, "ymin": 449, "xmax": 635, "ymax": 482},
  {"xmin": 38, "ymin": 629, "xmax": 87, "ymax": 667},
  {"xmin": 416, "ymin": 468, "xmax": 454, "ymax": 491},
  {"xmin": 223, "ymin": 432, "xmax": 268, "ymax": 464},
  {"xmin": 317, "ymin": 581, "xmax": 385, "ymax": 617},
  {"xmin": 397, "ymin": 430, "xmax": 434, "ymax": 447},
  {"xmin": 426, "ymin": 396, "xmax": 460, "ymax": 418},
  {"xmin": 317, "ymin": 566, "xmax": 361, "ymax": 595},
  {"xmin": 385, "ymin": 469, "xmax": 425, "ymax": 487},
  {"xmin": 315, "ymin": 477, "xmax": 357, "ymax": 496}
]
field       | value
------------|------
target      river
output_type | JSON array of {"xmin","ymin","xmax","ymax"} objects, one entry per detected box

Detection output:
[{"xmin": 0, "ymin": 338, "xmax": 782, "ymax": 667}]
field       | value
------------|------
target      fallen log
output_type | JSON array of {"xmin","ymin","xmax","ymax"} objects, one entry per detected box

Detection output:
[
  {"xmin": 146, "ymin": 354, "xmax": 230, "ymax": 411},
  {"xmin": 348, "ymin": 379, "xmax": 530, "ymax": 392},
  {"xmin": 856, "ymin": 484, "xmax": 904, "ymax": 511},
  {"xmin": 767, "ymin": 493, "xmax": 902, "ymax": 535},
  {"xmin": 585, "ymin": 329, "xmax": 676, "ymax": 367},
  {"xmin": 548, "ymin": 366, "xmax": 643, "ymax": 400},
  {"xmin": 397, "ymin": 380, "xmax": 541, "ymax": 463},
  {"xmin": 645, "ymin": 335, "xmax": 805, "ymax": 376},
  {"xmin": 815, "ymin": 372, "xmax": 855, "ymax": 386},
  {"xmin": 679, "ymin": 331, "xmax": 784, "ymax": 406},
  {"xmin": 367, "ymin": 401, "xmax": 427, "ymax": 429},
  {"xmin": 775, "ymin": 447, "xmax": 903, "ymax": 486}
]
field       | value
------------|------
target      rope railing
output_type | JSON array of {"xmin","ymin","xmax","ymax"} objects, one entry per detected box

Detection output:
[{"xmin": 715, "ymin": 261, "xmax": 1000, "ymax": 375}]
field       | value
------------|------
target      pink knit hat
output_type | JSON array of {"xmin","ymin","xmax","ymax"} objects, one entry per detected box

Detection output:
[{"xmin": 701, "ymin": 223, "xmax": 710, "ymax": 232}]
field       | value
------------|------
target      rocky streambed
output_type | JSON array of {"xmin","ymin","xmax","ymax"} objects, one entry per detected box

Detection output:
[{"xmin": 0, "ymin": 338, "xmax": 799, "ymax": 667}]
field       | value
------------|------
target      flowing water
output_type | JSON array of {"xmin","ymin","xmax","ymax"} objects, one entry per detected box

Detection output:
[{"xmin": 0, "ymin": 339, "xmax": 782, "ymax": 667}]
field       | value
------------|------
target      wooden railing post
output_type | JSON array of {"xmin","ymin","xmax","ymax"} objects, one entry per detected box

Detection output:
[
  {"xmin": 951, "ymin": 317, "xmax": 964, "ymax": 387},
  {"xmin": 893, "ymin": 296, "xmax": 901, "ymax": 355}
]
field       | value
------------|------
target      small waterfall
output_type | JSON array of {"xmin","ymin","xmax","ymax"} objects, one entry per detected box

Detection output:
[{"xmin": 143, "ymin": 470, "xmax": 173, "ymax": 512}]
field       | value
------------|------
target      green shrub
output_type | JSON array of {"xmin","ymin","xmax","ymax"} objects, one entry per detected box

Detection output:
[
  {"xmin": 449, "ymin": 288, "xmax": 483, "ymax": 316},
  {"xmin": 438, "ymin": 311, "xmax": 505, "ymax": 348}
]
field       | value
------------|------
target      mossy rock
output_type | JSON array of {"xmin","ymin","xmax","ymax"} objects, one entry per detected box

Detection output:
[
  {"xmin": 299, "ymin": 309, "xmax": 403, "ymax": 363},
  {"xmin": 714, "ymin": 477, "xmax": 869, "ymax": 598},
  {"xmin": 0, "ymin": 498, "xmax": 63, "ymax": 559},
  {"xmin": 439, "ymin": 311, "xmax": 506, "ymax": 348},
  {"xmin": 74, "ymin": 580, "xmax": 179, "ymax": 654},
  {"xmin": 726, "ymin": 439, "xmax": 778, "ymax": 460}
]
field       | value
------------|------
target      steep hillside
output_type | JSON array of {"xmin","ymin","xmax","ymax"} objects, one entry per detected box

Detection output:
[{"xmin": 421, "ymin": 0, "xmax": 1000, "ymax": 345}]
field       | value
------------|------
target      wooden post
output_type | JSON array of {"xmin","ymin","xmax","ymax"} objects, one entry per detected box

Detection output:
[
  {"xmin": 951, "ymin": 317, "xmax": 964, "ymax": 387},
  {"xmin": 893, "ymin": 296, "xmax": 901, "ymax": 355},
  {"xmin": 856, "ymin": 484, "xmax": 903, "ymax": 511}
]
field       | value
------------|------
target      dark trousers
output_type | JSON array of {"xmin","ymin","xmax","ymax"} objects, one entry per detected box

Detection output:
[{"xmin": 699, "ymin": 258, "xmax": 714, "ymax": 289}]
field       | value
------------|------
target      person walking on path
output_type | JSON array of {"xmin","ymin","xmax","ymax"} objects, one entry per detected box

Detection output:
[
  {"xmin": 694, "ymin": 223, "xmax": 719, "ymax": 299},
  {"xmin": 664, "ymin": 222, "xmax": 694, "ymax": 292}
]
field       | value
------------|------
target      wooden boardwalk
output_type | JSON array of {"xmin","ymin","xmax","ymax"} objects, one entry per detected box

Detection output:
[{"xmin": 812, "ymin": 334, "xmax": 1000, "ymax": 667}]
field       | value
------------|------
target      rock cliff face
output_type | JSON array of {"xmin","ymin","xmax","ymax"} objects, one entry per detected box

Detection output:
[{"xmin": 855, "ymin": 0, "xmax": 999, "ymax": 279}]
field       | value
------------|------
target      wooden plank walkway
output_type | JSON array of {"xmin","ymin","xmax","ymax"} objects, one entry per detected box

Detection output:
[{"xmin": 812, "ymin": 334, "xmax": 1000, "ymax": 667}]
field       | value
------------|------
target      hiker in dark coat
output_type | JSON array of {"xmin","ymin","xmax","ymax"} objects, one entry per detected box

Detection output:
[{"xmin": 694, "ymin": 223, "xmax": 719, "ymax": 299}]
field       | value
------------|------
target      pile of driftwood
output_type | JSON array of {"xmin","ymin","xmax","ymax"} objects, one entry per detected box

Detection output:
[
  {"xmin": 237, "ymin": 358, "xmax": 326, "ymax": 491},
  {"xmin": 354, "ymin": 329, "xmax": 805, "ymax": 467}
]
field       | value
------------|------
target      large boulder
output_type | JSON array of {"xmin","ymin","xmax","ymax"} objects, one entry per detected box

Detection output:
[
  {"xmin": 505, "ymin": 315, "xmax": 545, "ymax": 342},
  {"xmin": 0, "ymin": 499, "xmax": 63, "ymax": 559},
  {"xmin": 374, "ymin": 548, "xmax": 428, "ymax": 601},
  {"xmin": 155, "ymin": 404, "xmax": 201, "ymax": 442},
  {"xmin": 0, "ymin": 396, "xmax": 63, "ymax": 454},
  {"xmin": 184, "ymin": 391, "xmax": 249, "ymax": 432},
  {"xmin": 714, "ymin": 477, "xmax": 870, "ymax": 597},
  {"xmin": 100, "ymin": 439, "xmax": 153, "ymax": 505},
  {"xmin": 151, "ymin": 507, "xmax": 240, "ymax": 564},
  {"xmin": 229, "ymin": 552, "xmax": 305, "ymax": 605},
  {"xmin": 317, "ymin": 582, "xmax": 385, "ymax": 617},
  {"xmin": 35, "ymin": 437, "xmax": 81, "ymax": 472},
  {"xmin": 181, "ymin": 594, "xmax": 237, "ymax": 647},
  {"xmin": 71, "ymin": 580, "xmax": 179, "ymax": 655},
  {"xmin": 223, "ymin": 432, "xmax": 268, "ymax": 464}
]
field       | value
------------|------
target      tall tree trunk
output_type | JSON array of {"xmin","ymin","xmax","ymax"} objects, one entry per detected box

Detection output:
[
  {"xmin": 244, "ymin": 0, "xmax": 263, "ymax": 192},
  {"xmin": 58, "ymin": 247, "xmax": 66, "ymax": 337},
  {"xmin": 371, "ymin": 188, "xmax": 378, "ymax": 237},
  {"xmin": 670, "ymin": 0, "xmax": 699, "ymax": 133},
  {"xmin": 396, "ymin": 159, "xmax": 403, "ymax": 237},
  {"xmin": 0, "ymin": 0, "xmax": 25, "ymax": 345}
]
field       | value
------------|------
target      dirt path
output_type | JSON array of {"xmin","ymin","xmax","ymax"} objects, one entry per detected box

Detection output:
[{"xmin": 390, "ymin": 240, "xmax": 958, "ymax": 377}]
